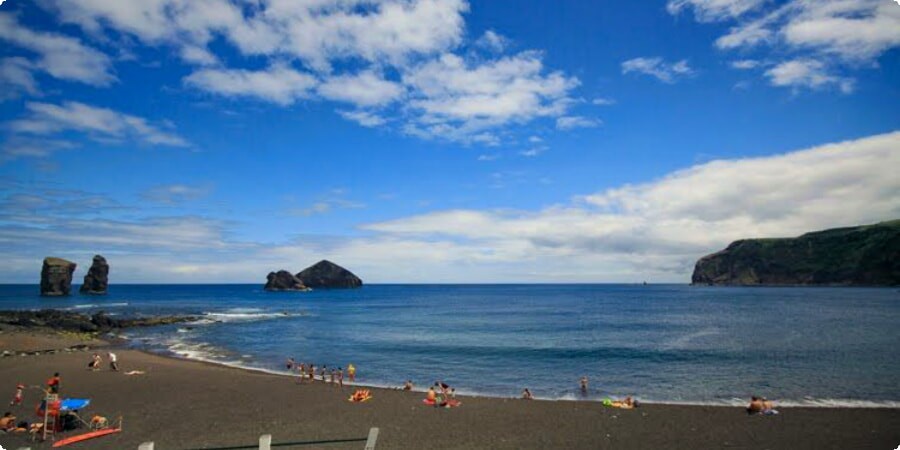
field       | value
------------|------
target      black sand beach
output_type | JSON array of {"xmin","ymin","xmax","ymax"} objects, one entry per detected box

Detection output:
[{"xmin": 1, "ymin": 329, "xmax": 898, "ymax": 450}]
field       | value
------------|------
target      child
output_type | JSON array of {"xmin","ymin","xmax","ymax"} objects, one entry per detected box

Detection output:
[
  {"xmin": 47, "ymin": 373, "xmax": 60, "ymax": 395},
  {"xmin": 9, "ymin": 384, "xmax": 23, "ymax": 406}
]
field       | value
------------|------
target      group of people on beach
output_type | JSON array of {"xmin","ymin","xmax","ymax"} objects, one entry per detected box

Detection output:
[
  {"xmin": 285, "ymin": 358, "xmax": 355, "ymax": 387},
  {"xmin": 425, "ymin": 381, "xmax": 459, "ymax": 408}
]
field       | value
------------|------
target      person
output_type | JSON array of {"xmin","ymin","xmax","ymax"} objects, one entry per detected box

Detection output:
[
  {"xmin": 320, "ymin": 365, "xmax": 328, "ymax": 383},
  {"xmin": 580, "ymin": 376, "xmax": 588, "ymax": 393},
  {"xmin": 88, "ymin": 353, "xmax": 101, "ymax": 371},
  {"xmin": 47, "ymin": 373, "xmax": 60, "ymax": 395},
  {"xmin": 329, "ymin": 368, "xmax": 336, "ymax": 385},
  {"xmin": 426, "ymin": 386, "xmax": 436, "ymax": 402},
  {"xmin": 338, "ymin": 368, "xmax": 344, "ymax": 389},
  {"xmin": 108, "ymin": 352, "xmax": 119, "ymax": 372},
  {"xmin": 522, "ymin": 388, "xmax": 534, "ymax": 400},
  {"xmin": 286, "ymin": 357, "xmax": 294, "ymax": 371},
  {"xmin": 297, "ymin": 363, "xmax": 306, "ymax": 384},
  {"xmin": 9, "ymin": 383, "xmax": 23, "ymax": 406},
  {"xmin": 748, "ymin": 396, "xmax": 778, "ymax": 415},
  {"xmin": 347, "ymin": 363, "xmax": 356, "ymax": 382},
  {"xmin": 0, "ymin": 412, "xmax": 16, "ymax": 432},
  {"xmin": 403, "ymin": 380, "xmax": 414, "ymax": 391},
  {"xmin": 308, "ymin": 364, "xmax": 316, "ymax": 383}
]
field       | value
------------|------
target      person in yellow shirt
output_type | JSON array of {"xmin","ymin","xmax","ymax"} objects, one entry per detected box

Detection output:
[{"xmin": 347, "ymin": 364, "xmax": 356, "ymax": 382}]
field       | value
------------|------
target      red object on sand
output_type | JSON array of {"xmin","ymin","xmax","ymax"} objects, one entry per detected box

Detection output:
[{"xmin": 51, "ymin": 427, "xmax": 120, "ymax": 447}]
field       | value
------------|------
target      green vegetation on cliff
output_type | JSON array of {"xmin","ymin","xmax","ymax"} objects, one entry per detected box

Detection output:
[{"xmin": 691, "ymin": 220, "xmax": 900, "ymax": 286}]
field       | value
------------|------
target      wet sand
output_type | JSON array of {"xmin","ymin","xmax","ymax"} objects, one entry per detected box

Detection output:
[{"xmin": 1, "ymin": 330, "xmax": 898, "ymax": 449}]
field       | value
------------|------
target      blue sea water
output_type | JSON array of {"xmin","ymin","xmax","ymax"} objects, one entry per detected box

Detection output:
[{"xmin": 1, "ymin": 284, "xmax": 898, "ymax": 407}]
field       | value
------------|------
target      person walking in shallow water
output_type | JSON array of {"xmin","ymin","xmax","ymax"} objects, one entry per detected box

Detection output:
[
  {"xmin": 580, "ymin": 376, "xmax": 588, "ymax": 394},
  {"xmin": 347, "ymin": 363, "xmax": 356, "ymax": 382}
]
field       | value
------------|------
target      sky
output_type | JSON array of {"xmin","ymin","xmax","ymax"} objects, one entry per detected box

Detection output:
[{"xmin": 0, "ymin": 0, "xmax": 898, "ymax": 283}]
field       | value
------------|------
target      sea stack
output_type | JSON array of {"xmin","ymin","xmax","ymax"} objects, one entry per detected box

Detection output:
[
  {"xmin": 80, "ymin": 254, "xmax": 109, "ymax": 295},
  {"xmin": 296, "ymin": 260, "xmax": 362, "ymax": 288},
  {"xmin": 40, "ymin": 257, "xmax": 77, "ymax": 296},
  {"xmin": 691, "ymin": 220, "xmax": 900, "ymax": 286},
  {"xmin": 264, "ymin": 270, "xmax": 309, "ymax": 291}
]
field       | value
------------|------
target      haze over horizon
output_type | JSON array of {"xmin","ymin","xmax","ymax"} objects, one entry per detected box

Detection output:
[{"xmin": 1, "ymin": 0, "xmax": 898, "ymax": 284}]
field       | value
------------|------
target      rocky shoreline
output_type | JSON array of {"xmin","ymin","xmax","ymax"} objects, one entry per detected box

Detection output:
[{"xmin": 0, "ymin": 309, "xmax": 197, "ymax": 334}]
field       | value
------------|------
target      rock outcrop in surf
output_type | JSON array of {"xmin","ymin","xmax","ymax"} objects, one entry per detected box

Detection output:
[
  {"xmin": 691, "ymin": 220, "xmax": 900, "ymax": 286},
  {"xmin": 295, "ymin": 260, "xmax": 362, "ymax": 288},
  {"xmin": 264, "ymin": 270, "xmax": 309, "ymax": 291},
  {"xmin": 0, "ymin": 309, "xmax": 195, "ymax": 333},
  {"xmin": 41, "ymin": 257, "xmax": 77, "ymax": 296},
  {"xmin": 80, "ymin": 255, "xmax": 109, "ymax": 295}
]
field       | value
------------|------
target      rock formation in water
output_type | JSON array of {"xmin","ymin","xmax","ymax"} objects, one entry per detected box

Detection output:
[
  {"xmin": 264, "ymin": 270, "xmax": 309, "ymax": 291},
  {"xmin": 80, "ymin": 255, "xmax": 109, "ymax": 295},
  {"xmin": 295, "ymin": 260, "xmax": 362, "ymax": 288},
  {"xmin": 691, "ymin": 220, "xmax": 900, "ymax": 286},
  {"xmin": 40, "ymin": 257, "xmax": 77, "ymax": 296}
]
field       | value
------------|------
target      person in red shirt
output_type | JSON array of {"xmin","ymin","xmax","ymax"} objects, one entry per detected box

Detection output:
[
  {"xmin": 9, "ymin": 384, "xmax": 24, "ymax": 406},
  {"xmin": 46, "ymin": 373, "xmax": 60, "ymax": 395}
]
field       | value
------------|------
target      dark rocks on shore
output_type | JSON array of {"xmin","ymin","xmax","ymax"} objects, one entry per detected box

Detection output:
[
  {"xmin": 691, "ymin": 219, "xmax": 900, "ymax": 286},
  {"xmin": 264, "ymin": 270, "xmax": 309, "ymax": 291},
  {"xmin": 296, "ymin": 260, "xmax": 362, "ymax": 289},
  {"xmin": 0, "ymin": 309, "xmax": 196, "ymax": 333},
  {"xmin": 41, "ymin": 257, "xmax": 77, "ymax": 296},
  {"xmin": 80, "ymin": 254, "xmax": 109, "ymax": 295}
]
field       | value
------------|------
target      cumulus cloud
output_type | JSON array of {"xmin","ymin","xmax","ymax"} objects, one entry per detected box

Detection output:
[
  {"xmin": 621, "ymin": 57, "xmax": 693, "ymax": 83},
  {"xmin": 592, "ymin": 97, "xmax": 616, "ymax": 106},
  {"xmin": 676, "ymin": 0, "xmax": 900, "ymax": 93},
  {"xmin": 765, "ymin": 59, "xmax": 854, "ymax": 93},
  {"xmin": 556, "ymin": 116, "xmax": 601, "ymax": 130},
  {"xmin": 730, "ymin": 59, "xmax": 760, "ymax": 69},
  {"xmin": 0, "ymin": 58, "xmax": 39, "ymax": 101},
  {"xmin": 318, "ymin": 70, "xmax": 405, "ymax": 107},
  {"xmin": 338, "ymin": 110, "xmax": 389, "ymax": 127},
  {"xmin": 184, "ymin": 64, "xmax": 318, "ymax": 106},
  {"xmin": 0, "ymin": 13, "xmax": 115, "ymax": 86},
  {"xmin": 667, "ymin": 0, "xmax": 767, "ymax": 22},
  {"xmin": 5, "ymin": 101, "xmax": 190, "ymax": 154},
  {"xmin": 476, "ymin": 30, "xmax": 510, "ymax": 52},
  {"xmin": 402, "ymin": 52, "xmax": 579, "ymax": 141}
]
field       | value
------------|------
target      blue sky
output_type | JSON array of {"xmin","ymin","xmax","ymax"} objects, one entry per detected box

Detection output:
[{"xmin": 0, "ymin": 0, "xmax": 898, "ymax": 283}]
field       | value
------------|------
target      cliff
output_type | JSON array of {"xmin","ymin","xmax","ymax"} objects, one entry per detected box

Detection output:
[
  {"xmin": 296, "ymin": 260, "xmax": 362, "ymax": 288},
  {"xmin": 691, "ymin": 220, "xmax": 900, "ymax": 286},
  {"xmin": 264, "ymin": 270, "xmax": 309, "ymax": 291}
]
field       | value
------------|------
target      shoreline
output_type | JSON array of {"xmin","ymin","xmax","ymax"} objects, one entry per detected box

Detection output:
[{"xmin": 2, "ymin": 328, "xmax": 899, "ymax": 449}]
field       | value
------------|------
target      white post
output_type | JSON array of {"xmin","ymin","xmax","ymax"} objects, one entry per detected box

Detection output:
[
  {"xmin": 138, "ymin": 442, "xmax": 155, "ymax": 450},
  {"xmin": 259, "ymin": 434, "xmax": 272, "ymax": 450},
  {"xmin": 364, "ymin": 427, "xmax": 379, "ymax": 450}
]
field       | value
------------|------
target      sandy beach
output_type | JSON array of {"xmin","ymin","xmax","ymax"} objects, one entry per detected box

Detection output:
[{"xmin": 1, "ymin": 329, "xmax": 898, "ymax": 450}]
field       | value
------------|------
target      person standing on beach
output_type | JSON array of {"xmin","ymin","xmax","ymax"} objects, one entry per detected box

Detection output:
[
  {"xmin": 286, "ymin": 358, "xmax": 295, "ymax": 371},
  {"xmin": 337, "ymin": 368, "xmax": 344, "ymax": 389},
  {"xmin": 9, "ymin": 383, "xmax": 24, "ymax": 406},
  {"xmin": 47, "ymin": 373, "xmax": 60, "ymax": 395},
  {"xmin": 297, "ymin": 363, "xmax": 306, "ymax": 384},
  {"xmin": 580, "ymin": 376, "xmax": 588, "ymax": 394},
  {"xmin": 320, "ymin": 365, "xmax": 328, "ymax": 383},
  {"xmin": 329, "ymin": 368, "xmax": 336, "ymax": 385},
  {"xmin": 347, "ymin": 363, "xmax": 356, "ymax": 382},
  {"xmin": 108, "ymin": 352, "xmax": 119, "ymax": 371},
  {"xmin": 308, "ymin": 364, "xmax": 316, "ymax": 383}
]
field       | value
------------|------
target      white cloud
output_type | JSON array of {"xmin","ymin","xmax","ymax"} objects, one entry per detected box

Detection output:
[
  {"xmin": 765, "ymin": 59, "xmax": 854, "ymax": 93},
  {"xmin": 402, "ymin": 52, "xmax": 579, "ymax": 140},
  {"xmin": 681, "ymin": 0, "xmax": 900, "ymax": 93},
  {"xmin": 519, "ymin": 146, "xmax": 547, "ymax": 157},
  {"xmin": 667, "ymin": 0, "xmax": 767, "ymax": 22},
  {"xmin": 8, "ymin": 101, "xmax": 189, "ymax": 148},
  {"xmin": 0, "ymin": 58, "xmax": 39, "ymax": 101},
  {"xmin": 46, "ymin": 0, "xmax": 468, "ymax": 71},
  {"xmin": 477, "ymin": 153, "xmax": 499, "ymax": 161},
  {"xmin": 142, "ymin": 184, "xmax": 213, "ymax": 204},
  {"xmin": 556, "ymin": 116, "xmax": 601, "ymax": 130},
  {"xmin": 0, "ymin": 13, "xmax": 115, "ymax": 86},
  {"xmin": 184, "ymin": 64, "xmax": 318, "ymax": 106},
  {"xmin": 730, "ymin": 59, "xmax": 760, "ymax": 69},
  {"xmin": 338, "ymin": 110, "xmax": 388, "ymax": 127},
  {"xmin": 621, "ymin": 57, "xmax": 693, "ymax": 83},
  {"xmin": 592, "ymin": 97, "xmax": 616, "ymax": 106},
  {"xmin": 476, "ymin": 30, "xmax": 509, "ymax": 52},
  {"xmin": 318, "ymin": 70, "xmax": 404, "ymax": 107}
]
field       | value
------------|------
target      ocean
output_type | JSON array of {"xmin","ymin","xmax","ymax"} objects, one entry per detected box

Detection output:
[{"xmin": 2, "ymin": 284, "xmax": 898, "ymax": 407}]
